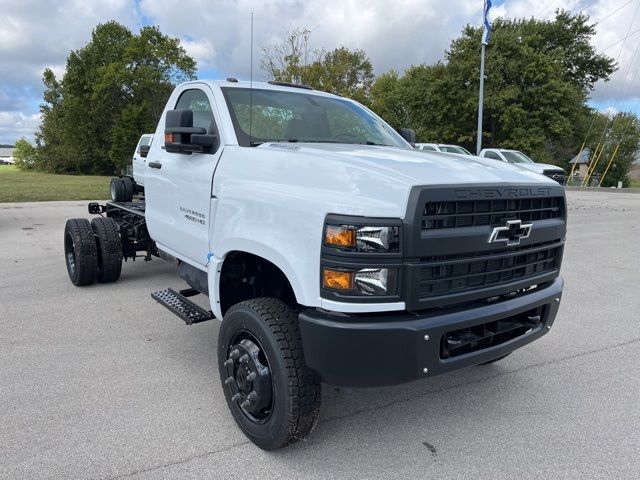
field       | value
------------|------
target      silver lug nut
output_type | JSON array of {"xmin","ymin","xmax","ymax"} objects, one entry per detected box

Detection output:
[
  {"xmin": 224, "ymin": 377, "xmax": 234, "ymax": 385},
  {"xmin": 246, "ymin": 372, "xmax": 257, "ymax": 382},
  {"xmin": 239, "ymin": 354, "xmax": 249, "ymax": 364},
  {"xmin": 231, "ymin": 393, "xmax": 241, "ymax": 402},
  {"xmin": 423, "ymin": 368, "xmax": 429, "ymax": 374},
  {"xmin": 424, "ymin": 334, "xmax": 430, "ymax": 341}
]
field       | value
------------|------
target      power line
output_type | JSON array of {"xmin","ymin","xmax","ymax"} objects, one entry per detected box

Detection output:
[
  {"xmin": 600, "ymin": 26, "xmax": 640, "ymax": 53},
  {"xmin": 594, "ymin": 0, "xmax": 636, "ymax": 25}
]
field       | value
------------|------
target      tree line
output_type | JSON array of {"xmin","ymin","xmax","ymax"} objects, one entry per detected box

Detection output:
[{"xmin": 17, "ymin": 11, "xmax": 639, "ymax": 186}]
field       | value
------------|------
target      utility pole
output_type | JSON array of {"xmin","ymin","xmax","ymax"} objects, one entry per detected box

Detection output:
[
  {"xmin": 476, "ymin": 42, "xmax": 486, "ymax": 155},
  {"xmin": 476, "ymin": 0, "xmax": 491, "ymax": 155}
]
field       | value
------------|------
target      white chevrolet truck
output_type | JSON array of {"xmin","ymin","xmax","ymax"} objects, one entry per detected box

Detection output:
[{"xmin": 63, "ymin": 79, "xmax": 566, "ymax": 450}]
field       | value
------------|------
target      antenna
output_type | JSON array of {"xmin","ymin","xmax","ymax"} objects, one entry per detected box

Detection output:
[{"xmin": 249, "ymin": 12, "xmax": 254, "ymax": 145}]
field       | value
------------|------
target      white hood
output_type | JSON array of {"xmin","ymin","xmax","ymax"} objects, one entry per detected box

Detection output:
[
  {"xmin": 260, "ymin": 143, "xmax": 557, "ymax": 187},
  {"xmin": 514, "ymin": 162, "xmax": 564, "ymax": 174}
]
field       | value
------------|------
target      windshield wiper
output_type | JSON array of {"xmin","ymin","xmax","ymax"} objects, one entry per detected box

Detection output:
[{"xmin": 250, "ymin": 139, "xmax": 299, "ymax": 146}]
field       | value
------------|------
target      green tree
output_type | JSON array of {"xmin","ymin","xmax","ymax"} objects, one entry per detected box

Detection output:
[
  {"xmin": 370, "ymin": 10, "xmax": 618, "ymax": 166},
  {"xmin": 36, "ymin": 22, "xmax": 196, "ymax": 174},
  {"xmin": 261, "ymin": 28, "xmax": 374, "ymax": 103},
  {"xmin": 579, "ymin": 111, "xmax": 640, "ymax": 186},
  {"xmin": 13, "ymin": 138, "xmax": 38, "ymax": 170}
]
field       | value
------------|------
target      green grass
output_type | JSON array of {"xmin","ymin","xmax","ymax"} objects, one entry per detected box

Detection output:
[{"xmin": 0, "ymin": 165, "xmax": 111, "ymax": 202}]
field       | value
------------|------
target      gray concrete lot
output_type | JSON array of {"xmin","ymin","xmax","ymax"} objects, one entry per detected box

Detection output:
[{"xmin": 1, "ymin": 191, "xmax": 639, "ymax": 479}]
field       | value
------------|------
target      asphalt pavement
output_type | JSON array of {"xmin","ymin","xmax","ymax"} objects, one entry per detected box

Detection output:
[{"xmin": 1, "ymin": 191, "xmax": 639, "ymax": 479}]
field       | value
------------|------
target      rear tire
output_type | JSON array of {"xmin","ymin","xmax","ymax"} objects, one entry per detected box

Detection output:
[
  {"xmin": 64, "ymin": 218, "xmax": 97, "ymax": 286},
  {"xmin": 218, "ymin": 298, "xmax": 321, "ymax": 450},
  {"xmin": 110, "ymin": 178, "xmax": 126, "ymax": 202},
  {"xmin": 121, "ymin": 177, "xmax": 134, "ymax": 202},
  {"xmin": 91, "ymin": 217, "xmax": 122, "ymax": 283}
]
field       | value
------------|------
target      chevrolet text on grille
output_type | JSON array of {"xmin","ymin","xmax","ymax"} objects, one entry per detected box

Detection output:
[{"xmin": 453, "ymin": 187, "xmax": 553, "ymax": 199}]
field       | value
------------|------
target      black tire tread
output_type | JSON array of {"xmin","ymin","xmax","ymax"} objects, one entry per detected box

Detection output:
[
  {"xmin": 228, "ymin": 298, "xmax": 321, "ymax": 449},
  {"xmin": 121, "ymin": 177, "xmax": 134, "ymax": 202},
  {"xmin": 110, "ymin": 178, "xmax": 126, "ymax": 202},
  {"xmin": 91, "ymin": 217, "xmax": 122, "ymax": 283},
  {"xmin": 64, "ymin": 218, "xmax": 97, "ymax": 286}
]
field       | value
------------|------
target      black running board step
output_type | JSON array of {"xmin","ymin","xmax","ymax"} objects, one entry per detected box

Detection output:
[{"xmin": 151, "ymin": 288, "xmax": 214, "ymax": 325}]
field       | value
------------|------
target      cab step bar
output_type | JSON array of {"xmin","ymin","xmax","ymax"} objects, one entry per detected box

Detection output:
[{"xmin": 151, "ymin": 287, "xmax": 214, "ymax": 325}]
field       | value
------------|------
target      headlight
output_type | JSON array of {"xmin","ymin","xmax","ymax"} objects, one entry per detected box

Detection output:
[
  {"xmin": 322, "ymin": 267, "xmax": 398, "ymax": 296},
  {"xmin": 324, "ymin": 224, "xmax": 400, "ymax": 253}
]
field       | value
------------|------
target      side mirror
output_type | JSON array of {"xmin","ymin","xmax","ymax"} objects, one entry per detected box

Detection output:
[
  {"xmin": 165, "ymin": 109, "xmax": 217, "ymax": 154},
  {"xmin": 139, "ymin": 144, "xmax": 150, "ymax": 158},
  {"xmin": 398, "ymin": 128, "xmax": 416, "ymax": 147}
]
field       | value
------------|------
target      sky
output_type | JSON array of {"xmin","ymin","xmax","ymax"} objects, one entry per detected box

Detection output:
[{"xmin": 1, "ymin": 0, "xmax": 640, "ymax": 144}]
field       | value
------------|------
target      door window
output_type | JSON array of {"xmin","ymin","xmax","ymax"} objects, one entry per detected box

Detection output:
[{"xmin": 175, "ymin": 89, "xmax": 218, "ymax": 137}]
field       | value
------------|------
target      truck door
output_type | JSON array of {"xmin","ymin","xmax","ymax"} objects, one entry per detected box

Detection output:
[{"xmin": 144, "ymin": 85, "xmax": 223, "ymax": 267}]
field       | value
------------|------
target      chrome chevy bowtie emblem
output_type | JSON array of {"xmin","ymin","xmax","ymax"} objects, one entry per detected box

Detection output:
[{"xmin": 488, "ymin": 219, "xmax": 532, "ymax": 246}]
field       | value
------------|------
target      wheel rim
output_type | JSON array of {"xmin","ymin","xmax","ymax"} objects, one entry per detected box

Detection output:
[
  {"xmin": 65, "ymin": 231, "xmax": 76, "ymax": 274},
  {"xmin": 223, "ymin": 331, "xmax": 274, "ymax": 424},
  {"xmin": 110, "ymin": 181, "xmax": 116, "ymax": 200}
]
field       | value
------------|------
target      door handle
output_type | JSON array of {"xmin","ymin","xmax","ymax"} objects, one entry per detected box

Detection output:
[{"xmin": 148, "ymin": 161, "xmax": 162, "ymax": 169}]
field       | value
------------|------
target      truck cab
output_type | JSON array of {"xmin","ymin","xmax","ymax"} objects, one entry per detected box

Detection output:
[
  {"xmin": 64, "ymin": 79, "xmax": 566, "ymax": 450},
  {"xmin": 132, "ymin": 133, "xmax": 153, "ymax": 186}
]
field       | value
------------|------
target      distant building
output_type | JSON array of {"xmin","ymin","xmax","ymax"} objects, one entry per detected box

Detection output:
[
  {"xmin": 0, "ymin": 147, "xmax": 16, "ymax": 164},
  {"xmin": 569, "ymin": 148, "xmax": 590, "ymax": 177}
]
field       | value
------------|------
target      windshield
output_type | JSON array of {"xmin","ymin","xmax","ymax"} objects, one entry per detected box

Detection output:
[
  {"xmin": 440, "ymin": 145, "xmax": 471, "ymax": 155},
  {"xmin": 221, "ymin": 87, "xmax": 408, "ymax": 148},
  {"xmin": 501, "ymin": 151, "xmax": 534, "ymax": 164}
]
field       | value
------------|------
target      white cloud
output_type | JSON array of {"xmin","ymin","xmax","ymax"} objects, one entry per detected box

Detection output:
[
  {"xmin": 0, "ymin": 112, "xmax": 41, "ymax": 143},
  {"xmin": 181, "ymin": 38, "xmax": 216, "ymax": 69},
  {"xmin": 1, "ymin": 0, "xmax": 640, "ymax": 143}
]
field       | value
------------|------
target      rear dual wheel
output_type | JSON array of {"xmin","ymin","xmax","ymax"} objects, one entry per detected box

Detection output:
[
  {"xmin": 110, "ymin": 177, "xmax": 134, "ymax": 202},
  {"xmin": 218, "ymin": 298, "xmax": 321, "ymax": 450},
  {"xmin": 64, "ymin": 217, "xmax": 122, "ymax": 285}
]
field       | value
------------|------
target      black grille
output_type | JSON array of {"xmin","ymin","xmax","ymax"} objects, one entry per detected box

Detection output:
[
  {"xmin": 422, "ymin": 197, "xmax": 562, "ymax": 230},
  {"xmin": 419, "ymin": 243, "xmax": 561, "ymax": 297},
  {"xmin": 543, "ymin": 170, "xmax": 566, "ymax": 185}
]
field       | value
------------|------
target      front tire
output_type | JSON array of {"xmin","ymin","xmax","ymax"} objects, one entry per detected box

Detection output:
[
  {"xmin": 218, "ymin": 298, "xmax": 321, "ymax": 450},
  {"xmin": 91, "ymin": 217, "xmax": 122, "ymax": 283},
  {"xmin": 64, "ymin": 218, "xmax": 97, "ymax": 286}
]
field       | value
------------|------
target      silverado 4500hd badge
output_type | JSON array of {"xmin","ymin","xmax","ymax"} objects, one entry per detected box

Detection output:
[{"xmin": 180, "ymin": 206, "xmax": 206, "ymax": 225}]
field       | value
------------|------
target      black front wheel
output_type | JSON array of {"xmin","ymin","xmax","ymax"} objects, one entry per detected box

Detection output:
[{"xmin": 218, "ymin": 298, "xmax": 321, "ymax": 450}]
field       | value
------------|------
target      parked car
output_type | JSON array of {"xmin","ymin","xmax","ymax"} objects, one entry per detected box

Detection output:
[
  {"xmin": 415, "ymin": 143, "xmax": 472, "ymax": 155},
  {"xmin": 479, "ymin": 148, "xmax": 566, "ymax": 185},
  {"xmin": 63, "ymin": 79, "xmax": 566, "ymax": 450}
]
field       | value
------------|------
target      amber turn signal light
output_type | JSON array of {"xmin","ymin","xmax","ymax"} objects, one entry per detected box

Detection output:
[
  {"xmin": 322, "ymin": 268, "xmax": 354, "ymax": 291},
  {"xmin": 324, "ymin": 225, "xmax": 356, "ymax": 248},
  {"xmin": 164, "ymin": 133, "xmax": 175, "ymax": 143}
]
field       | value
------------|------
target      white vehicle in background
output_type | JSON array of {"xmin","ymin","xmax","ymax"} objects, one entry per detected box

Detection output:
[
  {"xmin": 109, "ymin": 133, "xmax": 153, "ymax": 201},
  {"xmin": 415, "ymin": 143, "xmax": 472, "ymax": 155},
  {"xmin": 132, "ymin": 133, "xmax": 153, "ymax": 187},
  {"xmin": 479, "ymin": 148, "xmax": 566, "ymax": 185}
]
